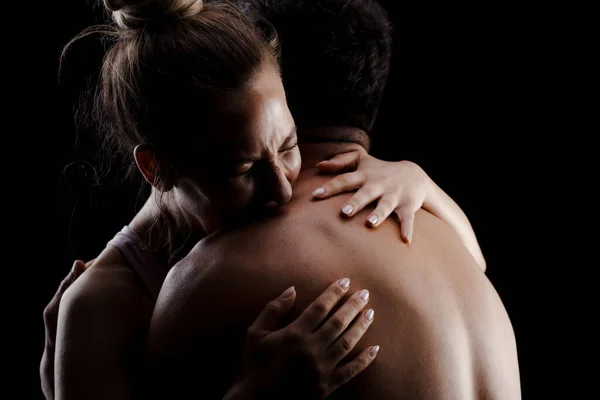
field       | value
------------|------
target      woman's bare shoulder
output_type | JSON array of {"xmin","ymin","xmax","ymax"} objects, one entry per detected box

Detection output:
[{"xmin": 59, "ymin": 245, "xmax": 153, "ymax": 332}]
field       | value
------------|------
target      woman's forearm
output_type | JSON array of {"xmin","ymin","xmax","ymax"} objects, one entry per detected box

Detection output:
[{"xmin": 423, "ymin": 179, "xmax": 487, "ymax": 272}]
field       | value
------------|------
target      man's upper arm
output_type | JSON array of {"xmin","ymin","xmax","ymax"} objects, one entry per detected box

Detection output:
[
  {"xmin": 148, "ymin": 246, "xmax": 273, "ymax": 357},
  {"xmin": 148, "ymin": 254, "xmax": 220, "ymax": 361},
  {"xmin": 55, "ymin": 271, "xmax": 149, "ymax": 400},
  {"xmin": 147, "ymin": 253, "xmax": 261, "ymax": 398}
]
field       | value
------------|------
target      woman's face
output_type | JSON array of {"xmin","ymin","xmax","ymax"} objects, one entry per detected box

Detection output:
[{"xmin": 176, "ymin": 63, "xmax": 301, "ymax": 228}]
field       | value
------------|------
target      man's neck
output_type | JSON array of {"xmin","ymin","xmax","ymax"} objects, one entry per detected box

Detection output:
[{"xmin": 298, "ymin": 126, "xmax": 369, "ymax": 169}]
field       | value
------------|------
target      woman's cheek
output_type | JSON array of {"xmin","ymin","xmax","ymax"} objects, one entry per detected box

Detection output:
[{"xmin": 224, "ymin": 181, "xmax": 256, "ymax": 211}]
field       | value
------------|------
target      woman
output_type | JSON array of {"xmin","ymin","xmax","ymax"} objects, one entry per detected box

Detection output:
[{"xmin": 47, "ymin": 0, "xmax": 485, "ymax": 399}]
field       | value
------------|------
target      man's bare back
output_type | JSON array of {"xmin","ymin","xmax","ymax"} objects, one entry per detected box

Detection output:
[{"xmin": 149, "ymin": 146, "xmax": 520, "ymax": 400}]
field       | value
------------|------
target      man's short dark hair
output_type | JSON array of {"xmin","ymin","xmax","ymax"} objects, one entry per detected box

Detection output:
[{"xmin": 243, "ymin": 0, "xmax": 393, "ymax": 134}]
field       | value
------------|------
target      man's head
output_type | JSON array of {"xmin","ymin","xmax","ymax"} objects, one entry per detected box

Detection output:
[{"xmin": 242, "ymin": 0, "xmax": 393, "ymax": 146}]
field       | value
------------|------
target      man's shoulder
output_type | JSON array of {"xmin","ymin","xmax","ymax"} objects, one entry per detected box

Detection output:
[
  {"xmin": 162, "ymin": 232, "xmax": 253, "ymax": 294},
  {"xmin": 174, "ymin": 211, "xmax": 306, "ymax": 275},
  {"xmin": 154, "ymin": 234, "xmax": 269, "ymax": 331},
  {"xmin": 149, "ymin": 232, "xmax": 288, "ymax": 364}
]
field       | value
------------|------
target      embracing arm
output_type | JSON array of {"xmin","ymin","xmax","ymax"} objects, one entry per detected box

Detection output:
[
  {"xmin": 54, "ymin": 270, "xmax": 150, "ymax": 400},
  {"xmin": 41, "ymin": 261, "xmax": 88, "ymax": 400},
  {"xmin": 313, "ymin": 149, "xmax": 486, "ymax": 272},
  {"xmin": 423, "ymin": 178, "xmax": 486, "ymax": 271}
]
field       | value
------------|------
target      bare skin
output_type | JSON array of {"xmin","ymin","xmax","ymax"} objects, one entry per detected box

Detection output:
[
  {"xmin": 54, "ymin": 64, "xmax": 488, "ymax": 400},
  {"xmin": 149, "ymin": 141, "xmax": 521, "ymax": 400},
  {"xmin": 55, "ymin": 244, "xmax": 154, "ymax": 399}
]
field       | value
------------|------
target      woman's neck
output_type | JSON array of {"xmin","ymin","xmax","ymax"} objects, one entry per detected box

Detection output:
[{"xmin": 128, "ymin": 189, "xmax": 207, "ymax": 268}]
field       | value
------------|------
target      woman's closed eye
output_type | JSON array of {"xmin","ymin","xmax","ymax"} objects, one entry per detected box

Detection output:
[
  {"xmin": 232, "ymin": 162, "xmax": 254, "ymax": 178},
  {"xmin": 280, "ymin": 142, "xmax": 298, "ymax": 153},
  {"xmin": 229, "ymin": 139, "xmax": 298, "ymax": 181}
]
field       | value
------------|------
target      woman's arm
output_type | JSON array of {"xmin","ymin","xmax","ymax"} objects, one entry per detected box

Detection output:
[
  {"xmin": 313, "ymin": 149, "xmax": 486, "ymax": 271},
  {"xmin": 41, "ymin": 261, "xmax": 87, "ymax": 400},
  {"xmin": 54, "ymin": 266, "xmax": 152, "ymax": 400},
  {"xmin": 423, "ymin": 178, "xmax": 486, "ymax": 271},
  {"xmin": 46, "ymin": 261, "xmax": 375, "ymax": 399}
]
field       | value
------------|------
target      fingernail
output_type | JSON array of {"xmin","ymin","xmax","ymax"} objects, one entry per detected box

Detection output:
[
  {"xmin": 365, "ymin": 309, "xmax": 374, "ymax": 322},
  {"xmin": 359, "ymin": 289, "xmax": 369, "ymax": 302},
  {"xmin": 342, "ymin": 204, "xmax": 354, "ymax": 215},
  {"xmin": 312, "ymin": 187, "xmax": 325, "ymax": 197},
  {"xmin": 281, "ymin": 286, "xmax": 295, "ymax": 298},
  {"xmin": 407, "ymin": 232, "xmax": 412, "ymax": 243},
  {"xmin": 338, "ymin": 278, "xmax": 350, "ymax": 290},
  {"xmin": 368, "ymin": 215, "xmax": 378, "ymax": 226},
  {"xmin": 369, "ymin": 345, "xmax": 380, "ymax": 358}
]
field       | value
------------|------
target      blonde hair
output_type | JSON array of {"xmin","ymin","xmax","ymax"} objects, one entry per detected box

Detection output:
[
  {"xmin": 63, "ymin": 0, "xmax": 278, "ymax": 257},
  {"xmin": 61, "ymin": 0, "xmax": 278, "ymax": 174}
]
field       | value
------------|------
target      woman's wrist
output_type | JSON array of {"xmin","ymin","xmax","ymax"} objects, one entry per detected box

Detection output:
[
  {"xmin": 421, "ymin": 171, "xmax": 437, "ymax": 213},
  {"xmin": 421, "ymin": 175, "xmax": 486, "ymax": 271}
]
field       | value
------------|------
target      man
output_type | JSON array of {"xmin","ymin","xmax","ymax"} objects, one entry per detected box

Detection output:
[{"xmin": 147, "ymin": 0, "xmax": 520, "ymax": 399}]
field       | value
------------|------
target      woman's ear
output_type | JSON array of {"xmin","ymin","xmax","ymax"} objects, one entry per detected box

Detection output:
[{"xmin": 133, "ymin": 144, "xmax": 175, "ymax": 191}]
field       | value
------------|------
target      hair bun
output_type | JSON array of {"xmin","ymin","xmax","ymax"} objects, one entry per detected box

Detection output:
[
  {"xmin": 103, "ymin": 0, "xmax": 204, "ymax": 30},
  {"xmin": 103, "ymin": 0, "xmax": 128, "ymax": 12}
]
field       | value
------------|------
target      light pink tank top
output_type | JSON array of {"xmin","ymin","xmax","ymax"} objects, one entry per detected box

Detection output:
[{"xmin": 107, "ymin": 226, "xmax": 167, "ymax": 302}]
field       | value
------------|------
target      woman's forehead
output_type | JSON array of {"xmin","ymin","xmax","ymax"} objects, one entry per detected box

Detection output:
[{"xmin": 203, "ymin": 72, "xmax": 294, "ymax": 159}]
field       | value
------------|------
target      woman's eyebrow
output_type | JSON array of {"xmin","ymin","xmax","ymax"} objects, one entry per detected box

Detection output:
[
  {"xmin": 281, "ymin": 125, "xmax": 298, "ymax": 146},
  {"xmin": 235, "ymin": 125, "xmax": 297, "ymax": 163}
]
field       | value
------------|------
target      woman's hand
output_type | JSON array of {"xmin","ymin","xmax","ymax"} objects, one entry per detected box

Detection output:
[
  {"xmin": 313, "ymin": 148, "xmax": 430, "ymax": 243},
  {"xmin": 40, "ymin": 260, "xmax": 92, "ymax": 399},
  {"xmin": 313, "ymin": 150, "xmax": 486, "ymax": 270},
  {"xmin": 226, "ymin": 278, "xmax": 378, "ymax": 400}
]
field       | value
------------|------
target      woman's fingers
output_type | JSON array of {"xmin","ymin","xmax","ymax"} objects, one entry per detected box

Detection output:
[
  {"xmin": 315, "ymin": 151, "xmax": 361, "ymax": 174},
  {"xmin": 292, "ymin": 278, "xmax": 351, "ymax": 332},
  {"xmin": 363, "ymin": 195, "xmax": 397, "ymax": 227},
  {"xmin": 330, "ymin": 344, "xmax": 380, "ymax": 390},
  {"xmin": 312, "ymin": 171, "xmax": 366, "ymax": 199},
  {"xmin": 316, "ymin": 289, "xmax": 370, "ymax": 346},
  {"xmin": 395, "ymin": 206, "xmax": 416, "ymax": 243},
  {"xmin": 338, "ymin": 185, "xmax": 383, "ymax": 217},
  {"xmin": 247, "ymin": 286, "xmax": 297, "ymax": 335},
  {"xmin": 326, "ymin": 307, "xmax": 375, "ymax": 365}
]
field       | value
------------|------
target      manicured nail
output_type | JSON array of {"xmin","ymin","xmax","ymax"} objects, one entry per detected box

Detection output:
[
  {"xmin": 342, "ymin": 204, "xmax": 354, "ymax": 215},
  {"xmin": 359, "ymin": 289, "xmax": 369, "ymax": 302},
  {"xmin": 365, "ymin": 309, "xmax": 374, "ymax": 322},
  {"xmin": 281, "ymin": 286, "xmax": 295, "ymax": 298},
  {"xmin": 369, "ymin": 345, "xmax": 380, "ymax": 358},
  {"xmin": 338, "ymin": 278, "xmax": 350, "ymax": 290},
  {"xmin": 407, "ymin": 232, "xmax": 412, "ymax": 243},
  {"xmin": 312, "ymin": 187, "xmax": 325, "ymax": 197},
  {"xmin": 368, "ymin": 215, "xmax": 378, "ymax": 226}
]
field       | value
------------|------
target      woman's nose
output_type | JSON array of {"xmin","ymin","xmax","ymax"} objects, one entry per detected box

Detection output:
[{"xmin": 263, "ymin": 161, "xmax": 293, "ymax": 206}]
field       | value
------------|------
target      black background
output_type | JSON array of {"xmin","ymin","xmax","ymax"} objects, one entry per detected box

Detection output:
[{"xmin": 13, "ymin": 0, "xmax": 568, "ymax": 398}]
